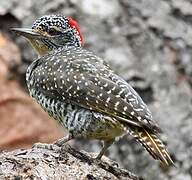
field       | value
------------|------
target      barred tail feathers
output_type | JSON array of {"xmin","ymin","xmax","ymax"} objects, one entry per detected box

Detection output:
[{"xmin": 129, "ymin": 126, "xmax": 174, "ymax": 166}]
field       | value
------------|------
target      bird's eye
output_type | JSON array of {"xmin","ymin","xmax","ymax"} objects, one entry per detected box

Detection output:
[{"xmin": 48, "ymin": 28, "xmax": 62, "ymax": 36}]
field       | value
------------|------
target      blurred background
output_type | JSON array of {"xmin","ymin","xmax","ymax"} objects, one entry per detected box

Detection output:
[{"xmin": 0, "ymin": 0, "xmax": 192, "ymax": 179}]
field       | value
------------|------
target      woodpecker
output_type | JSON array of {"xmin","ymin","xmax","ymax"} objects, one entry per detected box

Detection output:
[{"xmin": 12, "ymin": 15, "xmax": 174, "ymax": 165}]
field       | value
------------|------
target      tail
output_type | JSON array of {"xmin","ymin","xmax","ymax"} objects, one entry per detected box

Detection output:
[{"xmin": 129, "ymin": 126, "xmax": 174, "ymax": 166}]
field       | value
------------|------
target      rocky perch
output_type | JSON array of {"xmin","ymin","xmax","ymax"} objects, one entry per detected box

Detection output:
[{"xmin": 0, "ymin": 144, "xmax": 142, "ymax": 180}]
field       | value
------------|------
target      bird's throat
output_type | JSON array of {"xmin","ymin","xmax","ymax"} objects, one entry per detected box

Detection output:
[{"xmin": 28, "ymin": 39, "xmax": 51, "ymax": 57}]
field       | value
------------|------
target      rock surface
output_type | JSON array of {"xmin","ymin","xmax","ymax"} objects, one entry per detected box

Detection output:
[
  {"xmin": 0, "ymin": 0, "xmax": 192, "ymax": 179},
  {"xmin": 0, "ymin": 145, "xmax": 140, "ymax": 180}
]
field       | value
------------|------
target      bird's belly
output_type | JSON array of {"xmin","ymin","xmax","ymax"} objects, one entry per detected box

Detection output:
[
  {"xmin": 30, "ymin": 90, "xmax": 125, "ymax": 140},
  {"xmin": 84, "ymin": 114, "xmax": 125, "ymax": 140}
]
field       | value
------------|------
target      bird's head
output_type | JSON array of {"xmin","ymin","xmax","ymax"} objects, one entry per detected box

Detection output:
[{"xmin": 11, "ymin": 15, "xmax": 84, "ymax": 56}]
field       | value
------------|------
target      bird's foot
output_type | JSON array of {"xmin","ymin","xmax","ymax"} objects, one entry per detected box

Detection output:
[
  {"xmin": 53, "ymin": 134, "xmax": 73, "ymax": 147},
  {"xmin": 32, "ymin": 134, "xmax": 73, "ymax": 152},
  {"xmin": 105, "ymin": 158, "xmax": 119, "ymax": 167},
  {"xmin": 32, "ymin": 142, "xmax": 61, "ymax": 151},
  {"xmin": 93, "ymin": 154, "xmax": 119, "ymax": 167}
]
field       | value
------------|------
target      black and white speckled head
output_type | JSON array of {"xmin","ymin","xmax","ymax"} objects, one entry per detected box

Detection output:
[
  {"xmin": 12, "ymin": 15, "xmax": 84, "ymax": 56},
  {"xmin": 32, "ymin": 15, "xmax": 70, "ymax": 32},
  {"xmin": 32, "ymin": 15, "xmax": 84, "ymax": 53}
]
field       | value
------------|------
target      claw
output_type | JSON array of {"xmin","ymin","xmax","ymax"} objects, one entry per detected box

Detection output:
[{"xmin": 32, "ymin": 142, "xmax": 61, "ymax": 151}]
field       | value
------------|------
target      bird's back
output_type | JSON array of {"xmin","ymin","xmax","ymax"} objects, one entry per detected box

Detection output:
[
  {"xmin": 26, "ymin": 46, "xmax": 173, "ymax": 165},
  {"xmin": 26, "ymin": 46, "xmax": 125, "ymax": 139},
  {"xmin": 27, "ymin": 46, "xmax": 155, "ymax": 128}
]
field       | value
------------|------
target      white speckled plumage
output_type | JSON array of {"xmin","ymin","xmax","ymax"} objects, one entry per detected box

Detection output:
[{"xmin": 18, "ymin": 14, "xmax": 174, "ymax": 165}]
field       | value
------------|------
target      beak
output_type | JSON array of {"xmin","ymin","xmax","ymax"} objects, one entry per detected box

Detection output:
[{"xmin": 10, "ymin": 28, "xmax": 42, "ymax": 39}]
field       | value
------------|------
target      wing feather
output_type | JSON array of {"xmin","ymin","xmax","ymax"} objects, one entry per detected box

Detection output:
[
  {"xmin": 56, "ymin": 70, "xmax": 160, "ymax": 131},
  {"xmin": 32, "ymin": 54, "xmax": 161, "ymax": 132}
]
